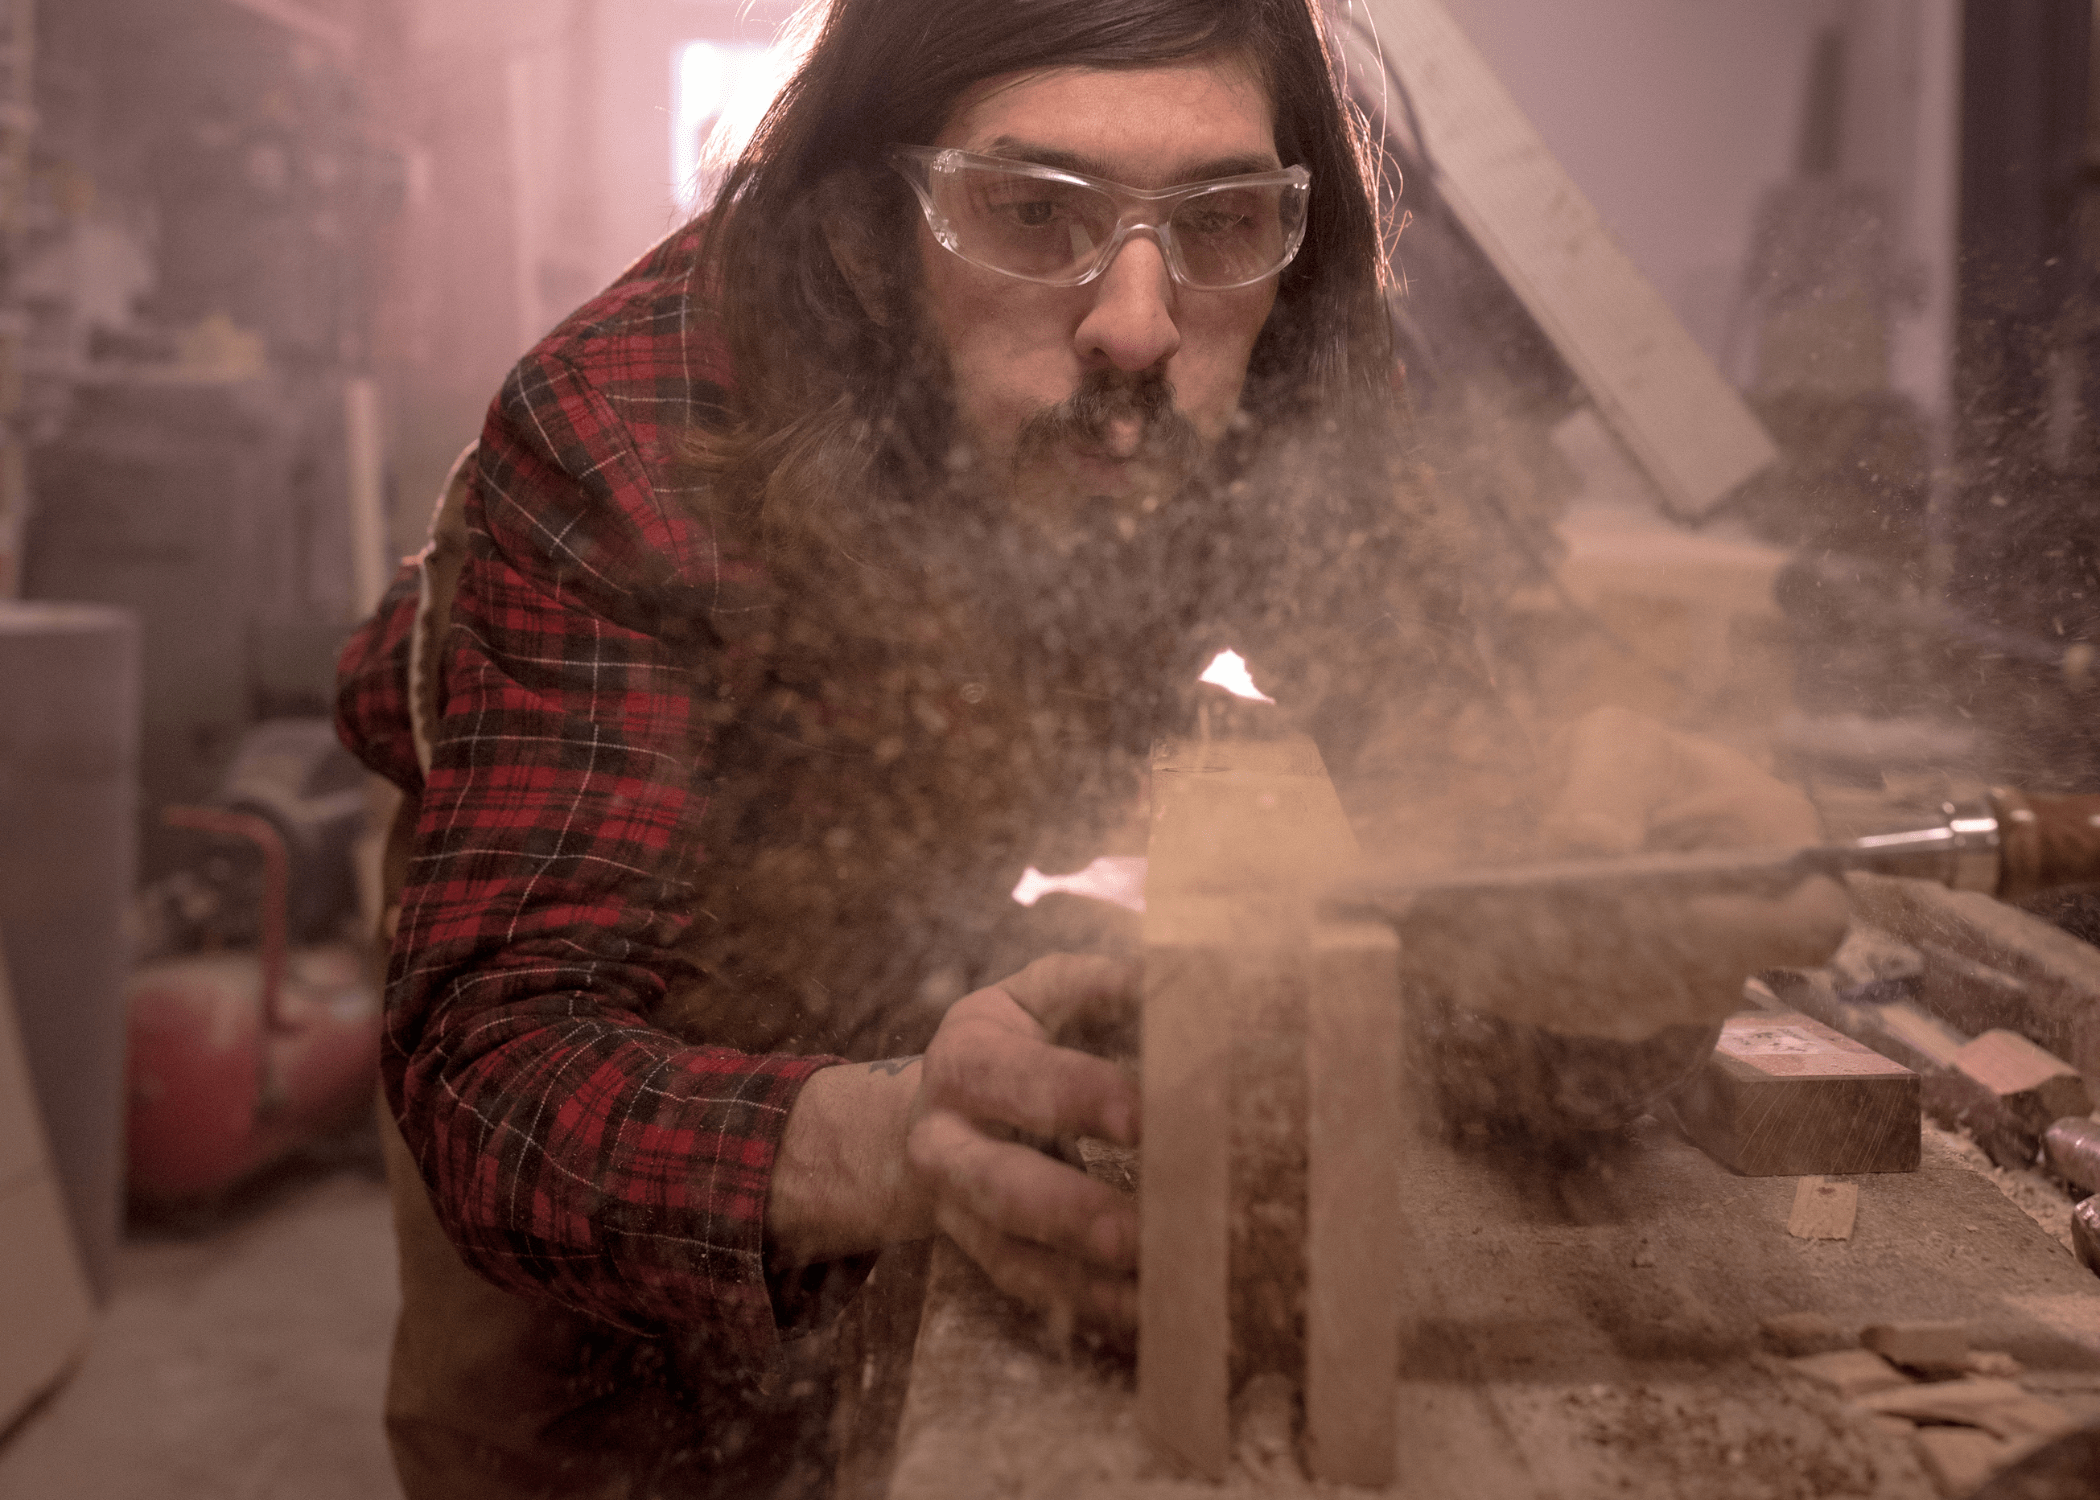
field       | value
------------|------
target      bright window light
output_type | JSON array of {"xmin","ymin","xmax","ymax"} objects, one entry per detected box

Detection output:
[{"xmin": 672, "ymin": 39, "xmax": 790, "ymax": 216}]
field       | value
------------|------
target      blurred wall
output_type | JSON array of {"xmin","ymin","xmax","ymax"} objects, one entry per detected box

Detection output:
[
  {"xmin": 385, "ymin": 0, "xmax": 794, "ymax": 545},
  {"xmin": 1436, "ymin": 0, "xmax": 1959, "ymax": 426}
]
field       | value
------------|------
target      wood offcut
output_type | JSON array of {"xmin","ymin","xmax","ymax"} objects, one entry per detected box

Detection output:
[{"xmin": 1675, "ymin": 1012, "xmax": 1919, "ymax": 1176}]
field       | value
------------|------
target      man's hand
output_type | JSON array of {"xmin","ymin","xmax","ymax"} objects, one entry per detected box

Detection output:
[
  {"xmin": 765, "ymin": 955, "xmax": 1142, "ymax": 1335},
  {"xmin": 1398, "ymin": 707, "xmax": 1850, "ymax": 1042},
  {"xmin": 907, "ymin": 954, "xmax": 1142, "ymax": 1336}
]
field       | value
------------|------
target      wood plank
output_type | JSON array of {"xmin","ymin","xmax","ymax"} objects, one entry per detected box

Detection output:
[
  {"xmin": 1847, "ymin": 872, "xmax": 2100, "ymax": 1080},
  {"xmin": 0, "ymin": 937, "xmax": 93, "ymax": 1429},
  {"xmin": 1357, "ymin": 0, "xmax": 1777, "ymax": 519},
  {"xmin": 1673, "ymin": 1012, "xmax": 1920, "ymax": 1176},
  {"xmin": 1138, "ymin": 906, "xmax": 1237, "ymax": 1480},
  {"xmin": 1305, "ymin": 919, "xmax": 1404, "ymax": 1486}
]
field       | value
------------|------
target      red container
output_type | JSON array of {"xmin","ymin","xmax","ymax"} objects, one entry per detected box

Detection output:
[{"xmin": 123, "ymin": 808, "xmax": 380, "ymax": 1205}]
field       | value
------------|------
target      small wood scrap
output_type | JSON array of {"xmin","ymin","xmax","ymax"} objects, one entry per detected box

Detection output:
[
  {"xmin": 1788, "ymin": 1348, "xmax": 1908, "ymax": 1397},
  {"xmin": 1788, "ymin": 1175, "xmax": 1860, "ymax": 1240},
  {"xmin": 1861, "ymin": 1322, "xmax": 1968, "ymax": 1375},
  {"xmin": 1911, "ymin": 1426, "xmax": 2010, "ymax": 1498},
  {"xmin": 1675, "ymin": 1012, "xmax": 1919, "ymax": 1176},
  {"xmin": 1854, "ymin": 1377, "xmax": 2081, "ymax": 1441},
  {"xmin": 1759, "ymin": 1310, "xmax": 1852, "ymax": 1356},
  {"xmin": 1928, "ymin": 1030, "xmax": 2095, "ymax": 1169}
]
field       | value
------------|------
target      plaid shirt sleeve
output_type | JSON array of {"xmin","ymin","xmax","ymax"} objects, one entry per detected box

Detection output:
[
  {"xmin": 372, "ymin": 231, "xmax": 845, "ymax": 1350},
  {"xmin": 336, "ymin": 559, "xmax": 423, "ymax": 792}
]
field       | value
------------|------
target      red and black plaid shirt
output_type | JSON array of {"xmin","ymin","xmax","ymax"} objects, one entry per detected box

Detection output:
[{"xmin": 338, "ymin": 224, "xmax": 843, "ymax": 1352}]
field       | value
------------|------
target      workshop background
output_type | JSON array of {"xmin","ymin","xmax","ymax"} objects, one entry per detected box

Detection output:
[{"xmin": 0, "ymin": 1, "xmax": 2096, "ymax": 1497}]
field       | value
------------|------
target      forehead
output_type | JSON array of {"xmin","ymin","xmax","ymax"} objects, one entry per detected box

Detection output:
[{"xmin": 932, "ymin": 56, "xmax": 1280, "ymax": 188}]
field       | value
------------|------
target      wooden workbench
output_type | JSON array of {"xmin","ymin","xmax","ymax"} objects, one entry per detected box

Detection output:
[{"xmin": 878, "ymin": 1123, "xmax": 2100, "ymax": 1498}]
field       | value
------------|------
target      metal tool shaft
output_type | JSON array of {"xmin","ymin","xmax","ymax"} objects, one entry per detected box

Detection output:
[{"xmin": 1327, "ymin": 789, "xmax": 2100, "ymax": 918}]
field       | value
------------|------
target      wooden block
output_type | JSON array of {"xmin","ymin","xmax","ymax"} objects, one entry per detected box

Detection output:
[
  {"xmin": 1305, "ymin": 919, "xmax": 1403, "ymax": 1487},
  {"xmin": 1788, "ymin": 1348, "xmax": 1907, "ymax": 1397},
  {"xmin": 1861, "ymin": 1322, "xmax": 1968, "ymax": 1373},
  {"xmin": 1912, "ymin": 1427, "xmax": 2009, "ymax": 1497},
  {"xmin": 1931, "ymin": 1030, "xmax": 2094, "ymax": 1168},
  {"xmin": 1787, "ymin": 1176, "xmax": 1859, "ymax": 1240},
  {"xmin": 1674, "ymin": 1012, "xmax": 1919, "ymax": 1176}
]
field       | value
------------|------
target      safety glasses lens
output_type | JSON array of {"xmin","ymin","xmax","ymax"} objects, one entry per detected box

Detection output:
[
  {"xmin": 931, "ymin": 167, "xmax": 1120, "ymax": 283},
  {"xmin": 926, "ymin": 161, "xmax": 1306, "ymax": 288},
  {"xmin": 1166, "ymin": 182, "xmax": 1307, "ymax": 290}
]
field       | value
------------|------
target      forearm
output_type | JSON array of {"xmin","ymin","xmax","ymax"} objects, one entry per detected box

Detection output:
[{"xmin": 765, "ymin": 1057, "xmax": 936, "ymax": 1267}]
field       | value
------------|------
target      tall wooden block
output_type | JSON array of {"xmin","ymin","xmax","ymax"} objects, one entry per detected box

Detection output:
[
  {"xmin": 1306, "ymin": 919, "xmax": 1404, "ymax": 1486},
  {"xmin": 1142, "ymin": 735, "xmax": 1403, "ymax": 1481},
  {"xmin": 1139, "ymin": 901, "xmax": 1239, "ymax": 1480},
  {"xmin": 1674, "ymin": 1012, "xmax": 1919, "ymax": 1175}
]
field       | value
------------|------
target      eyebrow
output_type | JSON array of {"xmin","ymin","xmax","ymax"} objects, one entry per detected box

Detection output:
[{"xmin": 978, "ymin": 136, "xmax": 1283, "ymax": 183}]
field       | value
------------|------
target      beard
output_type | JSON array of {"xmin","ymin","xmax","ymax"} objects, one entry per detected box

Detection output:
[{"xmin": 1008, "ymin": 367, "xmax": 1205, "ymax": 511}]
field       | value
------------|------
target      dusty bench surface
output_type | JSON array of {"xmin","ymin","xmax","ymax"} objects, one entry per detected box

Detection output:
[{"xmin": 883, "ymin": 1122, "xmax": 2100, "ymax": 1499}]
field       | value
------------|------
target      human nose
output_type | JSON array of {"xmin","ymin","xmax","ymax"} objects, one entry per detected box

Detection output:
[{"xmin": 1073, "ymin": 233, "xmax": 1181, "ymax": 373}]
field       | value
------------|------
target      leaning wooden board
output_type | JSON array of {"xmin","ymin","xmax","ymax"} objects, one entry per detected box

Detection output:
[
  {"xmin": 883, "ymin": 1123, "xmax": 2100, "ymax": 1497},
  {"xmin": 0, "ymin": 937, "xmax": 95, "ymax": 1429},
  {"xmin": 1354, "ymin": 0, "xmax": 1777, "ymax": 519}
]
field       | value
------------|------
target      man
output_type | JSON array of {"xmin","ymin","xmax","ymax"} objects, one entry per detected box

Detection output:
[{"xmin": 338, "ymin": 1, "xmax": 1841, "ymax": 1494}]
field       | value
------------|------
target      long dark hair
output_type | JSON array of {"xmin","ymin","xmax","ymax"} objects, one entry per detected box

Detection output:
[{"xmin": 689, "ymin": 0, "xmax": 1400, "ymax": 553}]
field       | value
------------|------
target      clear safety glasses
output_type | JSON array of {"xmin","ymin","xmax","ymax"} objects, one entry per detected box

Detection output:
[{"xmin": 887, "ymin": 146, "xmax": 1312, "ymax": 292}]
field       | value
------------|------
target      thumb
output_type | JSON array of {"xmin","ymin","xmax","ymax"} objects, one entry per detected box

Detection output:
[{"xmin": 996, "ymin": 953, "xmax": 1144, "ymax": 1044}]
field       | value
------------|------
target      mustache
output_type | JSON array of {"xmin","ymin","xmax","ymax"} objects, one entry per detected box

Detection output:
[{"xmin": 1013, "ymin": 371, "xmax": 1203, "ymax": 473}]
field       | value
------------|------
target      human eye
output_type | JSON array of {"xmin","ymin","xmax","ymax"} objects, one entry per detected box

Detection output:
[
  {"xmin": 997, "ymin": 195, "xmax": 1067, "ymax": 228},
  {"xmin": 1178, "ymin": 204, "xmax": 1248, "ymax": 235},
  {"xmin": 1175, "ymin": 188, "xmax": 1267, "ymax": 238}
]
